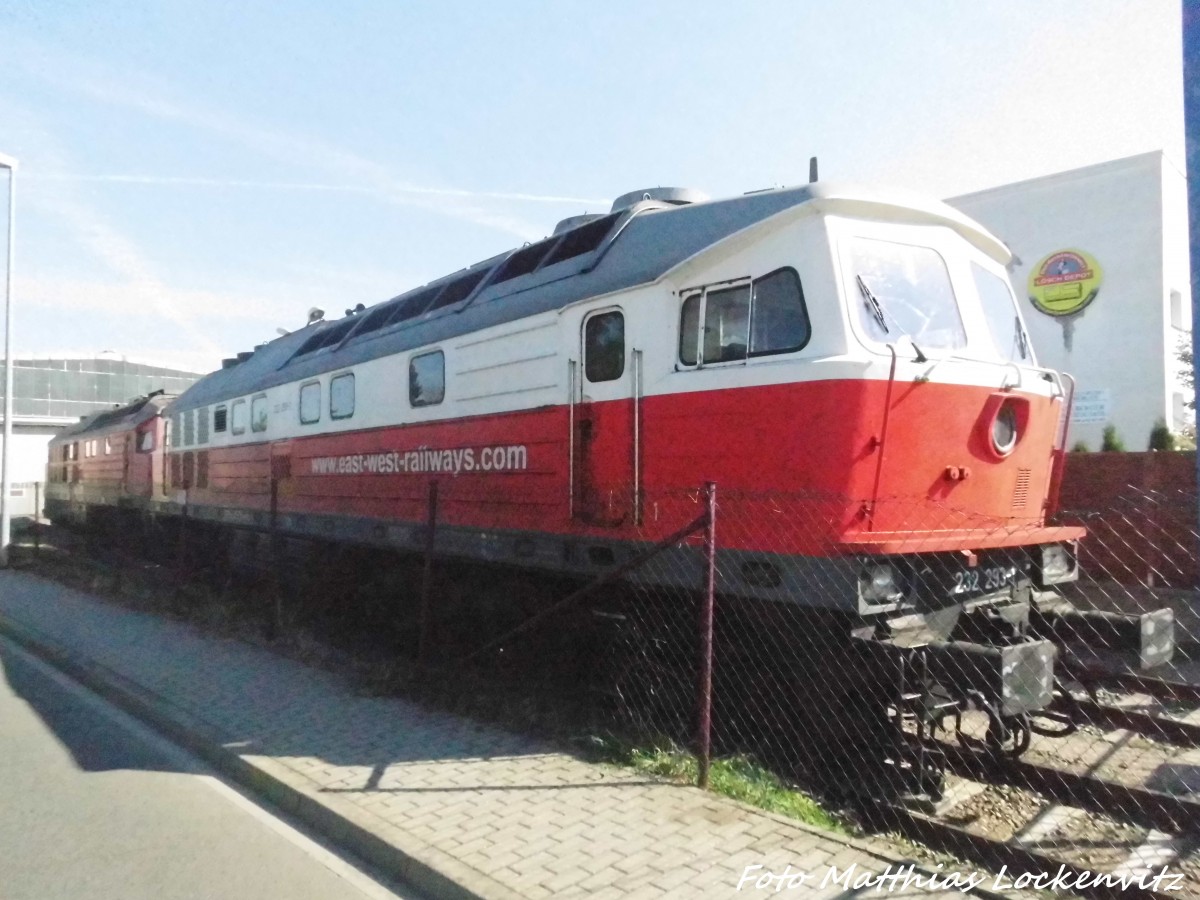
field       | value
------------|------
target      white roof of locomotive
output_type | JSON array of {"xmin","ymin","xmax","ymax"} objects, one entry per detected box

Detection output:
[{"xmin": 172, "ymin": 181, "xmax": 1010, "ymax": 413}]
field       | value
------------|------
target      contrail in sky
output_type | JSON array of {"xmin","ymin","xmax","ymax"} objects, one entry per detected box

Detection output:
[{"xmin": 28, "ymin": 172, "xmax": 609, "ymax": 207}]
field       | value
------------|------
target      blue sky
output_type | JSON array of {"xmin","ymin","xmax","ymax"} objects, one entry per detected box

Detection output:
[{"xmin": 0, "ymin": 1, "xmax": 1185, "ymax": 373}]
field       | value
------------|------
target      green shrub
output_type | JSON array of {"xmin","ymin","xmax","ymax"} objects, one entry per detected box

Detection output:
[
  {"xmin": 1071, "ymin": 440, "xmax": 1090, "ymax": 452},
  {"xmin": 1148, "ymin": 419, "xmax": 1176, "ymax": 451},
  {"xmin": 1101, "ymin": 425, "xmax": 1126, "ymax": 452}
]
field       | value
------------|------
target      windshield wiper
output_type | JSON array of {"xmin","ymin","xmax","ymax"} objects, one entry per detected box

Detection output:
[
  {"xmin": 856, "ymin": 275, "xmax": 888, "ymax": 334},
  {"xmin": 1015, "ymin": 315, "xmax": 1029, "ymax": 360}
]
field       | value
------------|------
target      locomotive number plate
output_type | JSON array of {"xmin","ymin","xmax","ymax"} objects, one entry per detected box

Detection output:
[{"xmin": 950, "ymin": 565, "xmax": 1017, "ymax": 596}]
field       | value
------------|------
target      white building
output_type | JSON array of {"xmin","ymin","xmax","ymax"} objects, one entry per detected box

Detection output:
[{"xmin": 949, "ymin": 151, "xmax": 1192, "ymax": 451}]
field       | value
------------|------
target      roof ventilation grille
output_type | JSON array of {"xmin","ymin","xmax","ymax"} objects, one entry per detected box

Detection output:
[
  {"xmin": 610, "ymin": 187, "xmax": 708, "ymax": 213},
  {"xmin": 553, "ymin": 213, "xmax": 605, "ymax": 236}
]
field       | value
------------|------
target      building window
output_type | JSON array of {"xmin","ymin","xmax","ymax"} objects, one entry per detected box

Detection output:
[
  {"xmin": 214, "ymin": 405, "xmax": 228, "ymax": 433},
  {"xmin": 300, "ymin": 381, "xmax": 321, "ymax": 424},
  {"xmin": 410, "ymin": 351, "xmax": 445, "ymax": 407},
  {"xmin": 1171, "ymin": 290, "xmax": 1186, "ymax": 331},
  {"xmin": 680, "ymin": 268, "xmax": 809, "ymax": 366},
  {"xmin": 330, "ymin": 373, "xmax": 355, "ymax": 419},
  {"xmin": 231, "ymin": 399, "xmax": 248, "ymax": 435},
  {"xmin": 251, "ymin": 394, "xmax": 268, "ymax": 432}
]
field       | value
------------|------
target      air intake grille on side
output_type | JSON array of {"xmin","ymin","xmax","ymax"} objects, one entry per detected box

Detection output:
[{"xmin": 1012, "ymin": 468, "xmax": 1032, "ymax": 510}]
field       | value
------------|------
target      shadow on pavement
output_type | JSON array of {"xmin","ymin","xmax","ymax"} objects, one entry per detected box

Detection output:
[{"xmin": 0, "ymin": 636, "xmax": 185, "ymax": 774}]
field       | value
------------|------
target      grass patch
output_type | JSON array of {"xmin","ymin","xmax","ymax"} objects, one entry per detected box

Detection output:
[{"xmin": 583, "ymin": 735, "xmax": 845, "ymax": 833}]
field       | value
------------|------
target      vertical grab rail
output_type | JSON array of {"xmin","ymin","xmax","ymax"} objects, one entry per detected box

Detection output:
[
  {"xmin": 568, "ymin": 359, "xmax": 577, "ymax": 520},
  {"xmin": 1045, "ymin": 372, "xmax": 1076, "ymax": 518},
  {"xmin": 867, "ymin": 346, "xmax": 900, "ymax": 530},
  {"xmin": 631, "ymin": 349, "xmax": 643, "ymax": 526}
]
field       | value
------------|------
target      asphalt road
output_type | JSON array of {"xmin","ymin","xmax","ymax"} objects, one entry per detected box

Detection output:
[{"xmin": 0, "ymin": 633, "xmax": 426, "ymax": 900}]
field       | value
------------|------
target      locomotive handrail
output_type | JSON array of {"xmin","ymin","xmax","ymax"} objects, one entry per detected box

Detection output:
[
  {"xmin": 999, "ymin": 360, "xmax": 1023, "ymax": 391},
  {"xmin": 1045, "ymin": 371, "xmax": 1076, "ymax": 517},
  {"xmin": 632, "ymin": 348, "xmax": 643, "ymax": 526},
  {"xmin": 568, "ymin": 358, "xmax": 577, "ymax": 520},
  {"xmin": 866, "ymin": 344, "xmax": 900, "ymax": 530}
]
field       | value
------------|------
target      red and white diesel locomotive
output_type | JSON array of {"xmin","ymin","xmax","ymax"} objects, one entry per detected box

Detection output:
[{"xmin": 46, "ymin": 181, "xmax": 1172, "ymax": 776}]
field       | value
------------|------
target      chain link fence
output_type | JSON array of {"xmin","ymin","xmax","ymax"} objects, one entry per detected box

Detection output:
[
  {"xmin": 411, "ymin": 480, "xmax": 1200, "ymax": 896},
  {"xmin": 24, "ymin": 476, "xmax": 1200, "ymax": 895}
]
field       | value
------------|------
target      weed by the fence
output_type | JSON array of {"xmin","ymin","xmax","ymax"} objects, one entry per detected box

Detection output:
[{"xmin": 582, "ymin": 734, "xmax": 845, "ymax": 833}]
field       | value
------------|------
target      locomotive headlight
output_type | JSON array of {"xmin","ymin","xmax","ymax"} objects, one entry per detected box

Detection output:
[
  {"xmin": 860, "ymin": 563, "xmax": 903, "ymax": 603},
  {"xmin": 1035, "ymin": 541, "xmax": 1078, "ymax": 586},
  {"xmin": 991, "ymin": 401, "xmax": 1019, "ymax": 456}
]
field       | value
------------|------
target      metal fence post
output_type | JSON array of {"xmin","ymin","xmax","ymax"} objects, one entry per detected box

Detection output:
[
  {"xmin": 418, "ymin": 480, "xmax": 439, "ymax": 666},
  {"xmin": 697, "ymin": 481, "xmax": 717, "ymax": 788},
  {"xmin": 33, "ymin": 481, "xmax": 40, "ymax": 558},
  {"xmin": 269, "ymin": 474, "xmax": 283, "ymax": 638},
  {"xmin": 176, "ymin": 486, "xmax": 189, "ymax": 596}
]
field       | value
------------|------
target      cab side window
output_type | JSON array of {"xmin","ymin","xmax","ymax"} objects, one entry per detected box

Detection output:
[{"xmin": 679, "ymin": 268, "xmax": 809, "ymax": 365}]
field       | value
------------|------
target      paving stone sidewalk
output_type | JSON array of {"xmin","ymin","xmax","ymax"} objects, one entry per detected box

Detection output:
[{"xmin": 0, "ymin": 570, "xmax": 985, "ymax": 899}]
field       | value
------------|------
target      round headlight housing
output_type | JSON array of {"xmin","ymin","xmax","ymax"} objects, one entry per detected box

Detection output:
[
  {"xmin": 992, "ymin": 401, "xmax": 1019, "ymax": 456},
  {"xmin": 860, "ymin": 563, "xmax": 902, "ymax": 603}
]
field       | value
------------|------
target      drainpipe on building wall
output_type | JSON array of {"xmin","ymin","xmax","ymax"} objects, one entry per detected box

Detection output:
[{"xmin": 1186, "ymin": 7, "xmax": 1200, "ymax": 549}]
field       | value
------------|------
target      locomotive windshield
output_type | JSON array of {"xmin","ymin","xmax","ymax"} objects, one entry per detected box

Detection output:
[
  {"xmin": 972, "ymin": 262, "xmax": 1032, "ymax": 364},
  {"xmin": 849, "ymin": 237, "xmax": 966, "ymax": 351}
]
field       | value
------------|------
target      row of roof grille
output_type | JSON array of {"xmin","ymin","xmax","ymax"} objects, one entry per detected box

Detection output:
[{"xmin": 288, "ymin": 210, "xmax": 622, "ymax": 363}]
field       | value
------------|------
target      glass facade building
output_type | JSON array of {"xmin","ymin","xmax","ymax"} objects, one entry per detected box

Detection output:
[{"xmin": 8, "ymin": 358, "xmax": 203, "ymax": 422}]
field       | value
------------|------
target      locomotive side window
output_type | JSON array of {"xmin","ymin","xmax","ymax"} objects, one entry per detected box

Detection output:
[
  {"xmin": 584, "ymin": 311, "xmax": 625, "ymax": 382},
  {"xmin": 679, "ymin": 268, "xmax": 808, "ymax": 366},
  {"xmin": 330, "ymin": 373, "xmax": 355, "ymax": 419},
  {"xmin": 251, "ymin": 394, "xmax": 268, "ymax": 432},
  {"xmin": 214, "ymin": 405, "xmax": 228, "ymax": 433},
  {"xmin": 410, "ymin": 351, "xmax": 445, "ymax": 407},
  {"xmin": 972, "ymin": 263, "xmax": 1030, "ymax": 364},
  {"xmin": 300, "ymin": 382, "xmax": 322, "ymax": 424},
  {"xmin": 849, "ymin": 238, "xmax": 965, "ymax": 350},
  {"xmin": 231, "ymin": 399, "xmax": 248, "ymax": 435},
  {"xmin": 750, "ymin": 269, "xmax": 810, "ymax": 356},
  {"xmin": 104, "ymin": 437, "xmax": 112, "ymax": 455},
  {"xmin": 703, "ymin": 285, "xmax": 750, "ymax": 363},
  {"xmin": 137, "ymin": 429, "xmax": 155, "ymax": 453}
]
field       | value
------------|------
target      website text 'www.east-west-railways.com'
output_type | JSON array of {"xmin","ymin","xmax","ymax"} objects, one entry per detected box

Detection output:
[{"xmin": 309, "ymin": 445, "xmax": 528, "ymax": 477}]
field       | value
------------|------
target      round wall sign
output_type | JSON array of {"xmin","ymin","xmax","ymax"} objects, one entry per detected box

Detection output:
[{"xmin": 1027, "ymin": 249, "xmax": 1103, "ymax": 317}]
